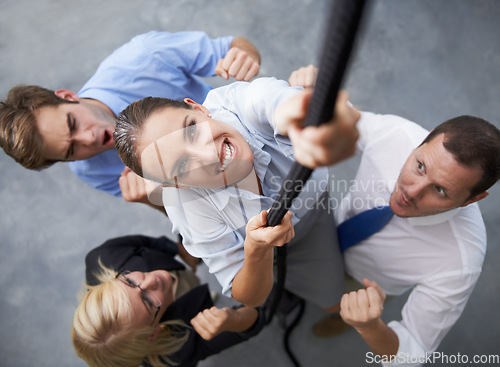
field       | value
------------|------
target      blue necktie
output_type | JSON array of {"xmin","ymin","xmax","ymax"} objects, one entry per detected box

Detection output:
[{"xmin": 338, "ymin": 206, "xmax": 394, "ymax": 253}]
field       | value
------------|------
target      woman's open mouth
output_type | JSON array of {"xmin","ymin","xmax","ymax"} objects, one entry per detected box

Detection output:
[{"xmin": 219, "ymin": 139, "xmax": 235, "ymax": 172}]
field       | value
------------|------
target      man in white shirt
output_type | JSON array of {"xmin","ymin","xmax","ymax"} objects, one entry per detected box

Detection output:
[{"xmin": 300, "ymin": 108, "xmax": 499, "ymax": 366}]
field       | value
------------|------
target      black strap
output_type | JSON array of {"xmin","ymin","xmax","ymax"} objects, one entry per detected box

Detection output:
[
  {"xmin": 283, "ymin": 298, "xmax": 306, "ymax": 367},
  {"xmin": 266, "ymin": 0, "xmax": 368, "ymax": 328}
]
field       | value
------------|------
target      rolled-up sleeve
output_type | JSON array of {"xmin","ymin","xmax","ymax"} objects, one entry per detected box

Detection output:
[{"xmin": 382, "ymin": 272, "xmax": 481, "ymax": 367}]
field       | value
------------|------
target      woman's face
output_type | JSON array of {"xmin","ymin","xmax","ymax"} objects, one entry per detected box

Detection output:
[
  {"xmin": 117, "ymin": 270, "xmax": 176, "ymax": 328},
  {"xmin": 138, "ymin": 99, "xmax": 254, "ymax": 189}
]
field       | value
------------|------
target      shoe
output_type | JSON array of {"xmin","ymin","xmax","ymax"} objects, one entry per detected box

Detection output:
[
  {"xmin": 209, "ymin": 290, "xmax": 219, "ymax": 303},
  {"xmin": 313, "ymin": 312, "xmax": 352, "ymax": 338}
]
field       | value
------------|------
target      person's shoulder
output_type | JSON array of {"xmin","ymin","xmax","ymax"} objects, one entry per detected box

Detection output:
[
  {"xmin": 454, "ymin": 203, "xmax": 486, "ymax": 240},
  {"xmin": 108, "ymin": 31, "xmax": 176, "ymax": 55},
  {"xmin": 129, "ymin": 30, "xmax": 211, "ymax": 47},
  {"xmin": 116, "ymin": 31, "xmax": 167, "ymax": 52},
  {"xmin": 68, "ymin": 150, "xmax": 121, "ymax": 174},
  {"xmin": 449, "ymin": 204, "xmax": 487, "ymax": 269},
  {"xmin": 245, "ymin": 77, "xmax": 295, "ymax": 93},
  {"xmin": 206, "ymin": 77, "xmax": 294, "ymax": 104},
  {"xmin": 360, "ymin": 111, "xmax": 429, "ymax": 135},
  {"xmin": 202, "ymin": 80, "xmax": 249, "ymax": 112},
  {"xmin": 358, "ymin": 111, "xmax": 429, "ymax": 151},
  {"xmin": 68, "ymin": 158, "xmax": 92, "ymax": 176}
]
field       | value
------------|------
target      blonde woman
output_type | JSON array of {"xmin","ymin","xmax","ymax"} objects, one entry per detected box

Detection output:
[{"xmin": 72, "ymin": 235, "xmax": 265, "ymax": 367}]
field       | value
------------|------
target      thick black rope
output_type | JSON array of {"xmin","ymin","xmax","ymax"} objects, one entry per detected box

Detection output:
[
  {"xmin": 267, "ymin": 0, "xmax": 367, "ymax": 227},
  {"xmin": 265, "ymin": 0, "xmax": 368, "ymax": 363},
  {"xmin": 283, "ymin": 298, "xmax": 306, "ymax": 367}
]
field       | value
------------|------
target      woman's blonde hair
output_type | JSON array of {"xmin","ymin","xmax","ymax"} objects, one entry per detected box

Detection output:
[{"xmin": 71, "ymin": 262, "xmax": 188, "ymax": 367}]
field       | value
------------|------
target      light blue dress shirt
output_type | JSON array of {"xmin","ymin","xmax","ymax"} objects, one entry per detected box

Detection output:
[
  {"xmin": 164, "ymin": 78, "xmax": 344, "ymax": 306},
  {"xmin": 69, "ymin": 31, "xmax": 234, "ymax": 196}
]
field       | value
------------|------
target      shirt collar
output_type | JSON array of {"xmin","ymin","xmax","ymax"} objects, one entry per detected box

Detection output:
[{"xmin": 406, "ymin": 207, "xmax": 461, "ymax": 226}]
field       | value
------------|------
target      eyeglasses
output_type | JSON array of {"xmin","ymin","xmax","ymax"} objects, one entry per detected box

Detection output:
[{"xmin": 116, "ymin": 271, "xmax": 162, "ymax": 326}]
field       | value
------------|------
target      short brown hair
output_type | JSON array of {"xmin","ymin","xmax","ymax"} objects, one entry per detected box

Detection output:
[
  {"xmin": 421, "ymin": 115, "xmax": 500, "ymax": 198},
  {"xmin": 0, "ymin": 85, "xmax": 75, "ymax": 170},
  {"xmin": 114, "ymin": 97, "xmax": 192, "ymax": 179}
]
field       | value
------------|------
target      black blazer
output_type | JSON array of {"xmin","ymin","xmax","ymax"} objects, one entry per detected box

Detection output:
[{"xmin": 84, "ymin": 235, "xmax": 264, "ymax": 367}]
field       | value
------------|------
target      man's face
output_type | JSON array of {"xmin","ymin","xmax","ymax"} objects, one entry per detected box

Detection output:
[
  {"xmin": 35, "ymin": 95, "xmax": 116, "ymax": 161},
  {"xmin": 390, "ymin": 133, "xmax": 485, "ymax": 217},
  {"xmin": 138, "ymin": 100, "xmax": 254, "ymax": 189}
]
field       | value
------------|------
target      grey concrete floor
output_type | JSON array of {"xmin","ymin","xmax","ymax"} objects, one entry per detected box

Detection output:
[{"xmin": 1, "ymin": 0, "xmax": 499, "ymax": 366}]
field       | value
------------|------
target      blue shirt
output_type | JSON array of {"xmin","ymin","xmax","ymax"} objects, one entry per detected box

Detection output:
[{"xmin": 69, "ymin": 31, "xmax": 234, "ymax": 196}]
